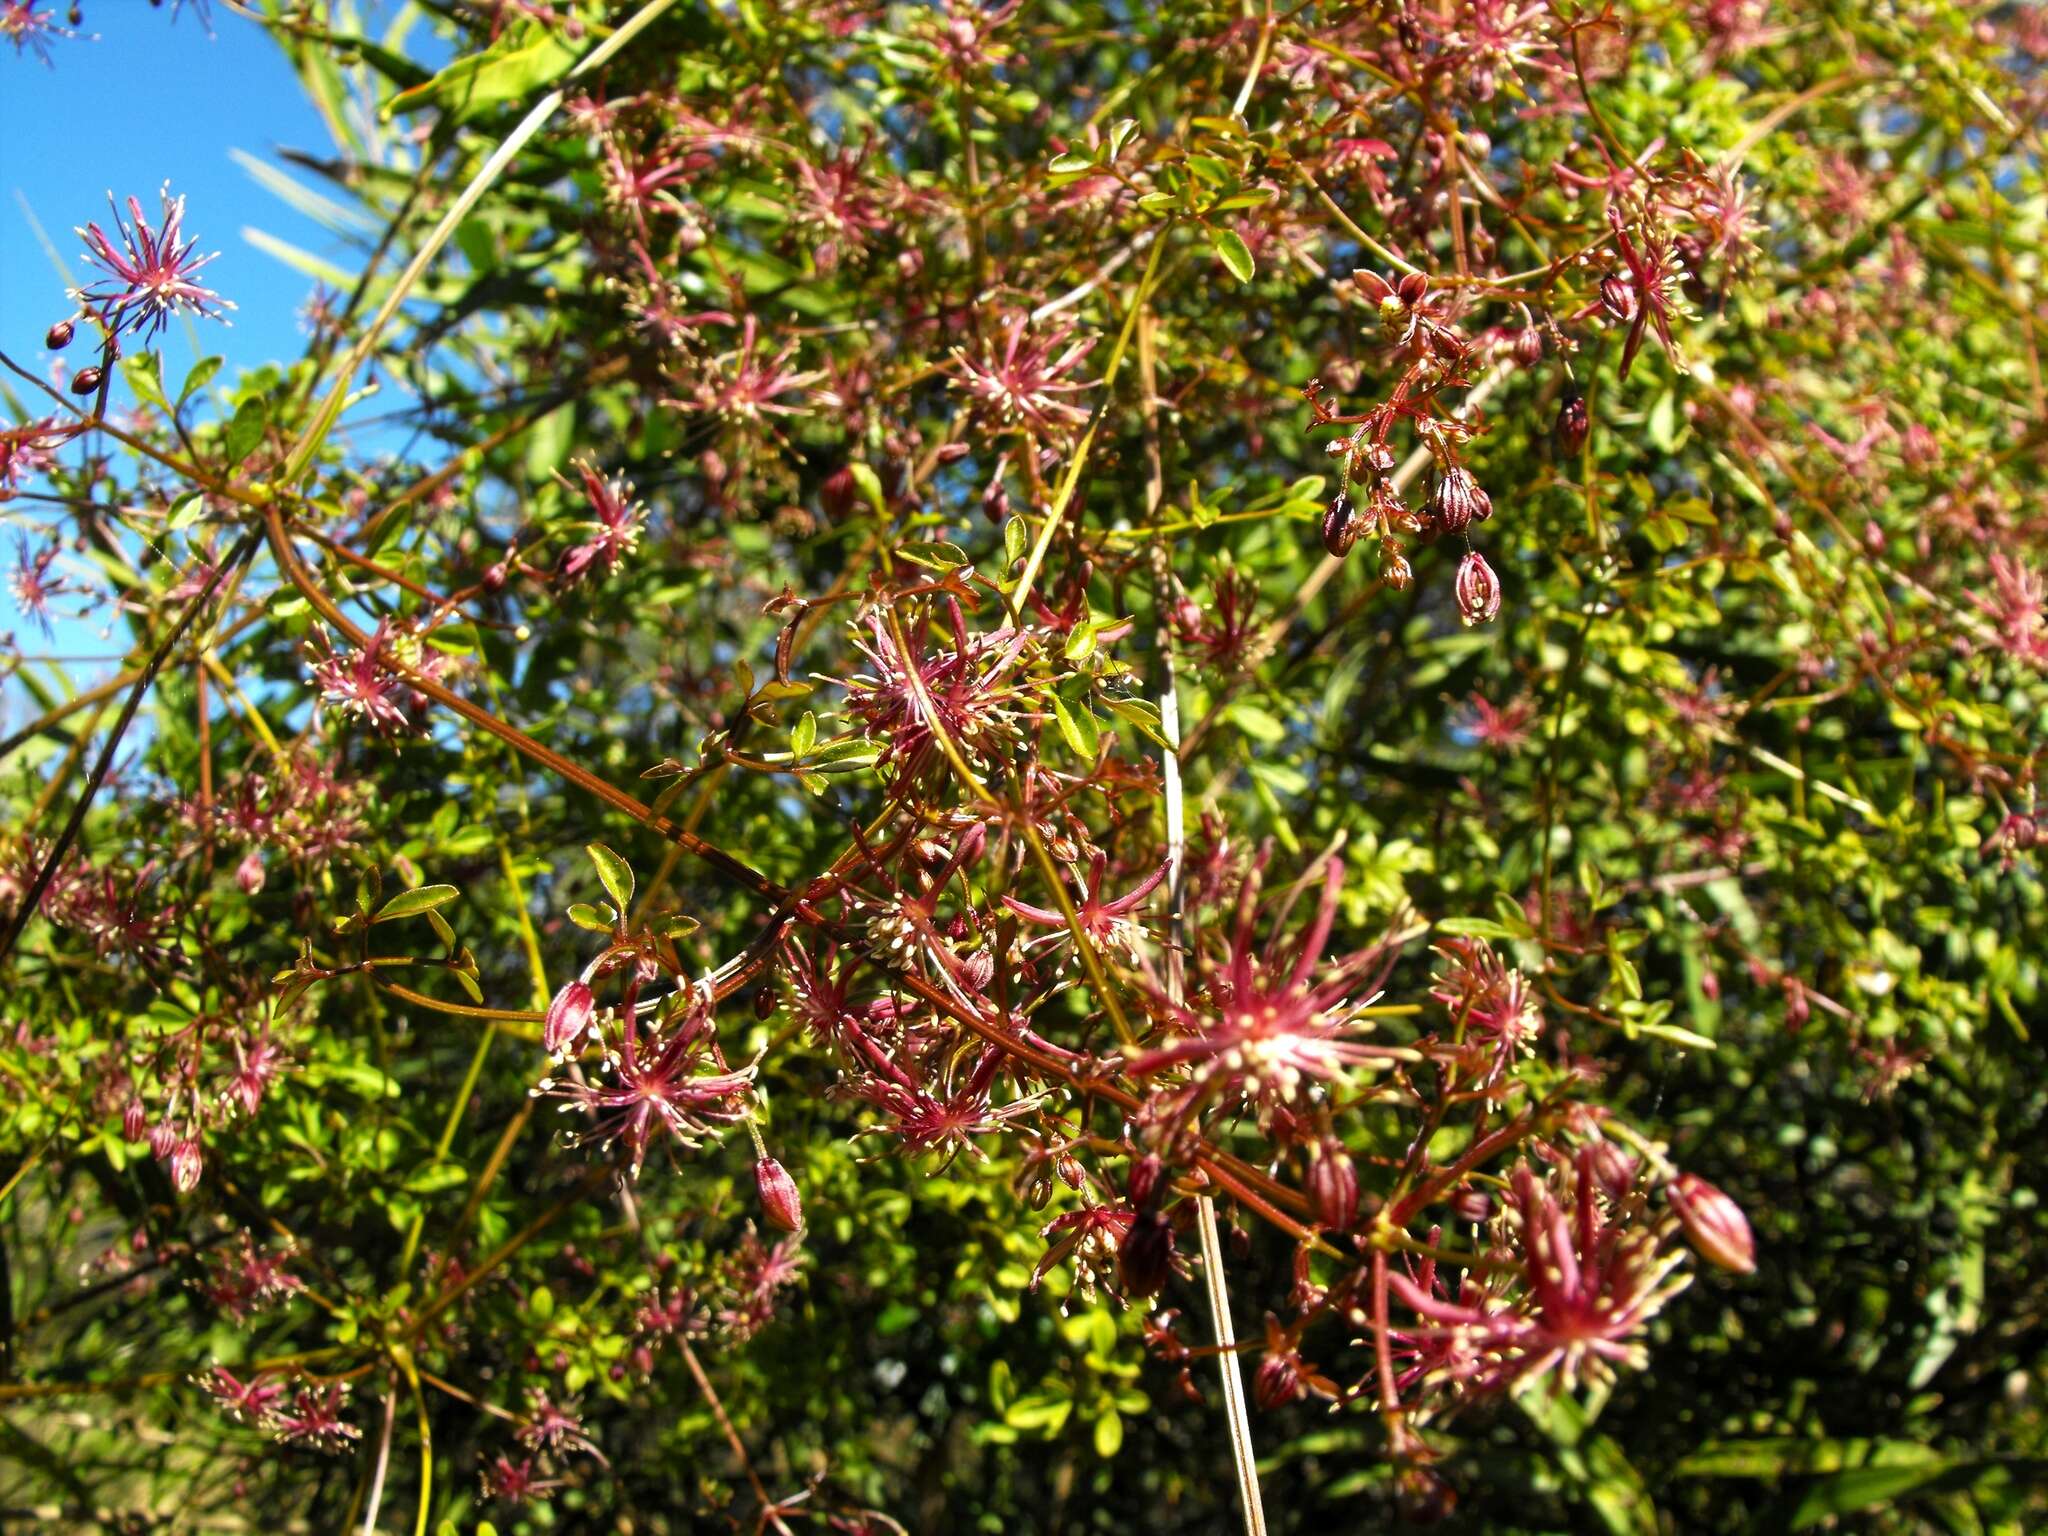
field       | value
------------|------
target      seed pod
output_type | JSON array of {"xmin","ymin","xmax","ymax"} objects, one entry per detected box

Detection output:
[
  {"xmin": 543, "ymin": 980, "xmax": 596, "ymax": 1058},
  {"xmin": 1556, "ymin": 393, "xmax": 1590, "ymax": 456},
  {"xmin": 1667, "ymin": 1173, "xmax": 1756, "ymax": 1274},
  {"xmin": 122, "ymin": 1099, "xmax": 147, "ymax": 1143},
  {"xmin": 46, "ymin": 319, "xmax": 75, "ymax": 350},
  {"xmin": 819, "ymin": 465, "xmax": 858, "ymax": 522},
  {"xmin": 70, "ymin": 366, "xmax": 103, "ymax": 396},
  {"xmin": 1454, "ymin": 551, "xmax": 1502, "ymax": 626},
  {"xmin": 1321, "ymin": 493, "xmax": 1359, "ymax": 559},
  {"xmin": 1513, "ymin": 326, "xmax": 1544, "ymax": 366},
  {"xmin": 755, "ymin": 1156, "xmax": 804, "ymax": 1232},
  {"xmin": 1119, "ymin": 1211, "xmax": 1174, "ymax": 1296}
]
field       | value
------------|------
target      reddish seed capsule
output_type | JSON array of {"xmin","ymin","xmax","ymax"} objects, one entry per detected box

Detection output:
[
  {"xmin": 1119, "ymin": 1211, "xmax": 1174, "ymax": 1296},
  {"xmin": 1556, "ymin": 393, "xmax": 1590, "ymax": 456},
  {"xmin": 755, "ymin": 1156, "xmax": 804, "ymax": 1232},
  {"xmin": 70, "ymin": 366, "xmax": 103, "ymax": 396},
  {"xmin": 46, "ymin": 319, "xmax": 75, "ymax": 350},
  {"xmin": 1667, "ymin": 1172, "xmax": 1756, "ymax": 1274},
  {"xmin": 1599, "ymin": 273, "xmax": 1635, "ymax": 322},
  {"xmin": 1513, "ymin": 325, "xmax": 1544, "ymax": 366},
  {"xmin": 543, "ymin": 979, "xmax": 596, "ymax": 1058},
  {"xmin": 1454, "ymin": 551, "xmax": 1501, "ymax": 626},
  {"xmin": 122, "ymin": 1099, "xmax": 147, "ymax": 1143}
]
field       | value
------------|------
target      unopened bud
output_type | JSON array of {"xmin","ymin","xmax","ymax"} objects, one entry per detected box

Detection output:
[
  {"xmin": 1599, "ymin": 273, "xmax": 1635, "ymax": 322},
  {"xmin": 1119, "ymin": 1211, "xmax": 1174, "ymax": 1296},
  {"xmin": 1454, "ymin": 551, "xmax": 1501, "ymax": 626},
  {"xmin": 1588, "ymin": 1140, "xmax": 1638, "ymax": 1202},
  {"xmin": 122, "ymin": 1099, "xmax": 147, "ymax": 1142},
  {"xmin": 1667, "ymin": 1172, "xmax": 1756, "ymax": 1274},
  {"xmin": 1253, "ymin": 1350, "xmax": 1301, "ymax": 1411},
  {"xmin": 169, "ymin": 1139, "xmax": 203, "ymax": 1194},
  {"xmin": 755, "ymin": 1156, "xmax": 804, "ymax": 1232},
  {"xmin": 1431, "ymin": 466, "xmax": 1491, "ymax": 536},
  {"xmin": 1321, "ymin": 493, "xmax": 1359, "ymax": 558},
  {"xmin": 70, "ymin": 366, "xmax": 103, "ymax": 396},
  {"xmin": 1448, "ymin": 1188, "xmax": 1494, "ymax": 1224},
  {"xmin": 1308, "ymin": 1140, "xmax": 1359, "ymax": 1231},
  {"xmin": 1127, "ymin": 1152, "xmax": 1166, "ymax": 1213},
  {"xmin": 543, "ymin": 980, "xmax": 596, "ymax": 1058},
  {"xmin": 46, "ymin": 319, "xmax": 75, "ymax": 350},
  {"xmin": 236, "ymin": 849, "xmax": 265, "ymax": 896},
  {"xmin": 1555, "ymin": 393, "xmax": 1590, "ymax": 456}
]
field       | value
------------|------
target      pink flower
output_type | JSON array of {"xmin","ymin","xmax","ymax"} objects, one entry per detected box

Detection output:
[
  {"xmin": 556, "ymin": 461, "xmax": 647, "ymax": 584},
  {"xmin": 272, "ymin": 1382, "xmax": 360, "ymax": 1452},
  {"xmin": 1000, "ymin": 852, "xmax": 1170, "ymax": 961},
  {"xmin": 0, "ymin": 1, "xmax": 75, "ymax": 66},
  {"xmin": 1126, "ymin": 857, "xmax": 1403, "ymax": 1121},
  {"xmin": 532, "ymin": 999, "xmax": 756, "ymax": 1176},
  {"xmin": 73, "ymin": 184, "xmax": 234, "ymax": 341},
  {"xmin": 953, "ymin": 313, "xmax": 1097, "ymax": 435}
]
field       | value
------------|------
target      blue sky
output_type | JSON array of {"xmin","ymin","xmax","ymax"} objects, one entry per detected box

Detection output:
[{"xmin": 1, "ymin": 4, "xmax": 374, "ymax": 709}]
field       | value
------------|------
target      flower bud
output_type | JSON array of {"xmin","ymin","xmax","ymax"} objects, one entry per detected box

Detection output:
[
  {"xmin": 1555, "ymin": 393, "xmax": 1590, "ymax": 456},
  {"xmin": 1589, "ymin": 1140, "xmax": 1638, "ymax": 1202},
  {"xmin": 755, "ymin": 1156, "xmax": 804, "ymax": 1232},
  {"xmin": 1599, "ymin": 273, "xmax": 1636, "ymax": 322},
  {"xmin": 1454, "ymin": 551, "xmax": 1501, "ymax": 626},
  {"xmin": 1119, "ymin": 1211, "xmax": 1174, "ymax": 1295},
  {"xmin": 1253, "ymin": 1351, "xmax": 1301, "ymax": 1411},
  {"xmin": 46, "ymin": 319, "xmax": 75, "ymax": 350},
  {"xmin": 170, "ymin": 1139, "xmax": 203, "ymax": 1194},
  {"xmin": 1431, "ymin": 466, "xmax": 1491, "ymax": 535},
  {"xmin": 1321, "ymin": 493, "xmax": 1359, "ymax": 558},
  {"xmin": 819, "ymin": 465, "xmax": 858, "ymax": 522},
  {"xmin": 1513, "ymin": 325, "xmax": 1544, "ymax": 366},
  {"xmin": 543, "ymin": 980, "xmax": 596, "ymax": 1058},
  {"xmin": 1667, "ymin": 1172, "xmax": 1755, "ymax": 1274},
  {"xmin": 1448, "ymin": 1187, "xmax": 1494, "ymax": 1224},
  {"xmin": 70, "ymin": 366, "xmax": 103, "ymax": 396},
  {"xmin": 236, "ymin": 849, "xmax": 266, "ymax": 896},
  {"xmin": 1380, "ymin": 544, "xmax": 1413, "ymax": 591},
  {"xmin": 122, "ymin": 1099, "xmax": 147, "ymax": 1143},
  {"xmin": 148, "ymin": 1120, "xmax": 178, "ymax": 1160},
  {"xmin": 1127, "ymin": 1152, "xmax": 1166, "ymax": 1213},
  {"xmin": 1308, "ymin": 1140, "xmax": 1359, "ymax": 1231}
]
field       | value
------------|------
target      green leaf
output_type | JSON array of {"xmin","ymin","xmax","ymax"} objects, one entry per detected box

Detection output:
[
  {"xmin": 587, "ymin": 843, "xmax": 635, "ymax": 913},
  {"xmin": 1212, "ymin": 226, "xmax": 1255, "ymax": 283},
  {"xmin": 1093, "ymin": 1409, "xmax": 1123, "ymax": 1458},
  {"xmin": 223, "ymin": 397, "xmax": 268, "ymax": 469},
  {"xmin": 1050, "ymin": 691, "xmax": 1101, "ymax": 761},
  {"xmin": 386, "ymin": 29, "xmax": 581, "ymax": 123},
  {"xmin": 373, "ymin": 885, "xmax": 460, "ymax": 922},
  {"xmin": 791, "ymin": 710, "xmax": 817, "ymax": 757},
  {"xmin": 178, "ymin": 355, "xmax": 223, "ymax": 406},
  {"xmin": 1047, "ymin": 151, "xmax": 1096, "ymax": 175}
]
